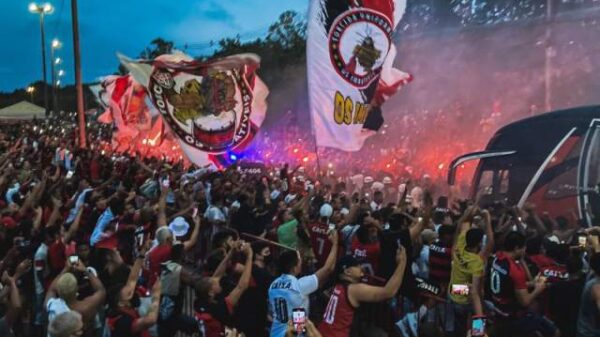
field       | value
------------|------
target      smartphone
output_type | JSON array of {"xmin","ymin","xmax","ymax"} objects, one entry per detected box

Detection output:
[
  {"xmin": 162, "ymin": 178, "xmax": 170, "ymax": 188},
  {"xmin": 328, "ymin": 223, "xmax": 336, "ymax": 232},
  {"xmin": 69, "ymin": 255, "xmax": 79, "ymax": 265},
  {"xmin": 579, "ymin": 235, "xmax": 587, "ymax": 247},
  {"xmin": 66, "ymin": 171, "xmax": 74, "ymax": 179},
  {"xmin": 451, "ymin": 284, "xmax": 470, "ymax": 296},
  {"xmin": 192, "ymin": 207, "xmax": 199, "ymax": 218},
  {"xmin": 292, "ymin": 308, "xmax": 306, "ymax": 334},
  {"xmin": 471, "ymin": 316, "xmax": 486, "ymax": 337}
]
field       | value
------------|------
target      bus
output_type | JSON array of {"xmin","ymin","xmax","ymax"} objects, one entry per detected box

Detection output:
[{"xmin": 447, "ymin": 105, "xmax": 600, "ymax": 226}]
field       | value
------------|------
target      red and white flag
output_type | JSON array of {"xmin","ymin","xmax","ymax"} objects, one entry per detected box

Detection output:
[
  {"xmin": 307, "ymin": 0, "xmax": 412, "ymax": 151},
  {"xmin": 119, "ymin": 52, "xmax": 269, "ymax": 166}
]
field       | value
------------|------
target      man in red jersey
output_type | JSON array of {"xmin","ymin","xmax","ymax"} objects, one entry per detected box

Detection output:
[
  {"xmin": 318, "ymin": 246, "xmax": 407, "ymax": 337},
  {"xmin": 307, "ymin": 204, "xmax": 336, "ymax": 269},
  {"xmin": 488, "ymin": 231, "xmax": 558, "ymax": 337}
]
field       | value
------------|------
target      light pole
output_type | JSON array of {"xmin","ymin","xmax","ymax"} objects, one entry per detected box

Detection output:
[
  {"xmin": 51, "ymin": 38, "xmax": 62, "ymax": 114},
  {"xmin": 29, "ymin": 2, "xmax": 53, "ymax": 116},
  {"xmin": 26, "ymin": 86, "xmax": 35, "ymax": 103}
]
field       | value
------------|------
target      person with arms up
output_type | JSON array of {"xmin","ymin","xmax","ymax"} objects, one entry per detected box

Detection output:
[
  {"xmin": 45, "ymin": 259, "xmax": 106, "ymax": 334},
  {"xmin": 269, "ymin": 230, "xmax": 338, "ymax": 337},
  {"xmin": 318, "ymin": 246, "xmax": 407, "ymax": 337},
  {"xmin": 193, "ymin": 242, "xmax": 254, "ymax": 337},
  {"xmin": 448, "ymin": 207, "xmax": 494, "ymax": 337}
]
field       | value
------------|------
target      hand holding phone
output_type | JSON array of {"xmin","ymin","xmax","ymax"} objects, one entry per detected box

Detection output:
[
  {"xmin": 471, "ymin": 316, "xmax": 486, "ymax": 337},
  {"xmin": 292, "ymin": 308, "xmax": 306, "ymax": 335}
]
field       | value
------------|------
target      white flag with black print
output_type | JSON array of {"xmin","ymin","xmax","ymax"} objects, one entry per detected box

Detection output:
[{"xmin": 307, "ymin": 0, "xmax": 412, "ymax": 151}]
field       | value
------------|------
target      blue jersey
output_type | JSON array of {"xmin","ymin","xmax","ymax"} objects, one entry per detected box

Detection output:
[{"xmin": 268, "ymin": 274, "xmax": 319, "ymax": 337}]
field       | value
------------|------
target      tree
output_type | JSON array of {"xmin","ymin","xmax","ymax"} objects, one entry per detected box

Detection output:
[
  {"xmin": 266, "ymin": 10, "xmax": 306, "ymax": 50},
  {"xmin": 141, "ymin": 38, "xmax": 174, "ymax": 59}
]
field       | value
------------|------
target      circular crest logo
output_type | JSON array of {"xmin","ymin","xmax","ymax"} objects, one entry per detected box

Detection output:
[
  {"xmin": 328, "ymin": 8, "xmax": 393, "ymax": 88},
  {"xmin": 149, "ymin": 69, "xmax": 253, "ymax": 153}
]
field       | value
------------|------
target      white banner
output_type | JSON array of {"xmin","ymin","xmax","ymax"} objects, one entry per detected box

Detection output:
[
  {"xmin": 307, "ymin": 0, "xmax": 411, "ymax": 151},
  {"xmin": 119, "ymin": 52, "xmax": 269, "ymax": 166}
]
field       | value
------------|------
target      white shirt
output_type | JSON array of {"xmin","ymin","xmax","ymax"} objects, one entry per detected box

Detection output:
[
  {"xmin": 268, "ymin": 274, "xmax": 318, "ymax": 337},
  {"xmin": 46, "ymin": 298, "xmax": 70, "ymax": 337}
]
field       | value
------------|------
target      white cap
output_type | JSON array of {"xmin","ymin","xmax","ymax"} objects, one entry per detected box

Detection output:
[
  {"xmin": 340, "ymin": 207, "xmax": 350, "ymax": 215},
  {"xmin": 320, "ymin": 203, "xmax": 333, "ymax": 218},
  {"xmin": 383, "ymin": 177, "xmax": 392, "ymax": 184},
  {"xmin": 364, "ymin": 176, "xmax": 374, "ymax": 184}
]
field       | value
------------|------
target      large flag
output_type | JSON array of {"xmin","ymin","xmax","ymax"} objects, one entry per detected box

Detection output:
[
  {"xmin": 307, "ymin": 0, "xmax": 412, "ymax": 151},
  {"xmin": 119, "ymin": 52, "xmax": 269, "ymax": 167}
]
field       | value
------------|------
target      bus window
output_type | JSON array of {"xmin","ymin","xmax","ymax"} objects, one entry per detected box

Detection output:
[
  {"xmin": 478, "ymin": 170, "xmax": 493, "ymax": 196},
  {"xmin": 583, "ymin": 125, "xmax": 600, "ymax": 224},
  {"xmin": 499, "ymin": 170, "xmax": 509, "ymax": 194}
]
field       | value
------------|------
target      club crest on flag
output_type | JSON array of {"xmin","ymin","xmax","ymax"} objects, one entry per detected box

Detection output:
[
  {"xmin": 329, "ymin": 8, "xmax": 393, "ymax": 88},
  {"xmin": 148, "ymin": 69, "xmax": 253, "ymax": 153}
]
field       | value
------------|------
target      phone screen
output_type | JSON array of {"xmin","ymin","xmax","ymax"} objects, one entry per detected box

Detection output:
[
  {"xmin": 471, "ymin": 317, "xmax": 486, "ymax": 336},
  {"xmin": 292, "ymin": 308, "xmax": 306, "ymax": 334},
  {"xmin": 451, "ymin": 284, "xmax": 470, "ymax": 296},
  {"xmin": 69, "ymin": 255, "xmax": 79, "ymax": 265},
  {"xmin": 579, "ymin": 236, "xmax": 587, "ymax": 247}
]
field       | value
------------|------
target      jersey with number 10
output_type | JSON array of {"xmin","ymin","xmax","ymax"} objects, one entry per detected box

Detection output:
[
  {"xmin": 318, "ymin": 283, "xmax": 355, "ymax": 337},
  {"xmin": 268, "ymin": 274, "xmax": 319, "ymax": 337}
]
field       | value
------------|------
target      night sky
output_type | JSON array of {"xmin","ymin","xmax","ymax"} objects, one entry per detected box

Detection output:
[{"xmin": 0, "ymin": 0, "xmax": 306, "ymax": 92}]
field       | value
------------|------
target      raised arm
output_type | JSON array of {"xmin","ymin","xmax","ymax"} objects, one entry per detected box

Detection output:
[
  {"xmin": 63, "ymin": 206, "xmax": 84, "ymax": 243},
  {"xmin": 479, "ymin": 210, "xmax": 495, "ymax": 261},
  {"xmin": 157, "ymin": 186, "xmax": 168, "ymax": 228},
  {"xmin": 1, "ymin": 272, "xmax": 21, "ymax": 327},
  {"xmin": 183, "ymin": 215, "xmax": 202, "ymax": 251},
  {"xmin": 72, "ymin": 261, "xmax": 106, "ymax": 322},
  {"xmin": 314, "ymin": 230, "xmax": 339, "ymax": 286},
  {"xmin": 349, "ymin": 246, "xmax": 407, "ymax": 305},
  {"xmin": 226, "ymin": 243, "xmax": 253, "ymax": 308},
  {"xmin": 132, "ymin": 279, "xmax": 161, "ymax": 333}
]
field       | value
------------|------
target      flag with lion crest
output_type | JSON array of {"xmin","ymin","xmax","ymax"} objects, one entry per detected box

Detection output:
[{"xmin": 119, "ymin": 52, "xmax": 269, "ymax": 166}]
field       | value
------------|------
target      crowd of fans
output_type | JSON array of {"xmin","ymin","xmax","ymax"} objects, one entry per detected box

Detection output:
[{"xmin": 0, "ymin": 118, "xmax": 599, "ymax": 337}]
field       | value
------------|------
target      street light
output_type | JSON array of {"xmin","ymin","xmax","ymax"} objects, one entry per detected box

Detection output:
[
  {"xmin": 50, "ymin": 37, "xmax": 62, "ymax": 114},
  {"xmin": 29, "ymin": 2, "xmax": 53, "ymax": 116},
  {"xmin": 26, "ymin": 86, "xmax": 35, "ymax": 102}
]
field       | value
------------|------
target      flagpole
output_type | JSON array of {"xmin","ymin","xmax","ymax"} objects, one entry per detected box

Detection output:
[
  {"xmin": 239, "ymin": 233, "xmax": 296, "ymax": 251},
  {"xmin": 71, "ymin": 0, "xmax": 87, "ymax": 148},
  {"xmin": 313, "ymin": 137, "xmax": 322, "ymax": 179}
]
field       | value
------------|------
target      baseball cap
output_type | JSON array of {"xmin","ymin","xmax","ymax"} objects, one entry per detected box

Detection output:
[
  {"xmin": 320, "ymin": 203, "xmax": 333, "ymax": 218},
  {"xmin": 364, "ymin": 176, "xmax": 374, "ymax": 184},
  {"xmin": 336, "ymin": 255, "xmax": 360, "ymax": 275},
  {"xmin": 383, "ymin": 177, "xmax": 392, "ymax": 184}
]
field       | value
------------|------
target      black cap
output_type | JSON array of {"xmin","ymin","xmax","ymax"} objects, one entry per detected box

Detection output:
[{"xmin": 336, "ymin": 255, "xmax": 360, "ymax": 275}]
